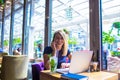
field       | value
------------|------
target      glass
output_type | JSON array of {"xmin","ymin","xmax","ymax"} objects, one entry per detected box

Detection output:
[
  {"xmin": 102, "ymin": 0, "xmax": 120, "ymax": 70},
  {"xmin": 50, "ymin": 56, "xmax": 58, "ymax": 72},
  {"xmin": 29, "ymin": 0, "xmax": 45, "ymax": 58},
  {"xmin": 90, "ymin": 62, "xmax": 98, "ymax": 72},
  {"xmin": 92, "ymin": 62, "xmax": 98, "ymax": 71},
  {"xmin": 52, "ymin": 0, "xmax": 90, "ymax": 52},
  {"xmin": 3, "ymin": 7, "xmax": 11, "ymax": 53}
]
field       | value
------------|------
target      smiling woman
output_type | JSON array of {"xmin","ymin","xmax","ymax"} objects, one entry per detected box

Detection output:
[{"xmin": 43, "ymin": 30, "xmax": 72, "ymax": 70}]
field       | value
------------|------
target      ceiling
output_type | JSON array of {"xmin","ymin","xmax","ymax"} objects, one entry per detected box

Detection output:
[{"xmin": 0, "ymin": 0, "xmax": 120, "ymax": 39}]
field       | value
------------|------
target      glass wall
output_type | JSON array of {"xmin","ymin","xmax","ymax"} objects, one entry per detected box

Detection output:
[
  {"xmin": 52, "ymin": 0, "xmax": 90, "ymax": 52},
  {"xmin": 102, "ymin": 0, "xmax": 120, "ymax": 70},
  {"xmin": 29, "ymin": 0, "xmax": 45, "ymax": 58},
  {"xmin": 12, "ymin": 0, "xmax": 23, "ymax": 54},
  {"xmin": 0, "ymin": 14, "xmax": 1, "ymax": 47},
  {"xmin": 3, "ymin": 2, "xmax": 11, "ymax": 53},
  {"xmin": 0, "ymin": 0, "xmax": 46, "ymax": 58}
]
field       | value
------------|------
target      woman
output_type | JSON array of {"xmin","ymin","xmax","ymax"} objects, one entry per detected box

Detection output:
[{"xmin": 43, "ymin": 30, "xmax": 72, "ymax": 70}]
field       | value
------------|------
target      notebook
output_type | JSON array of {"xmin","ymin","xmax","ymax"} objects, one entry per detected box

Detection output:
[
  {"xmin": 56, "ymin": 50, "xmax": 93, "ymax": 74},
  {"xmin": 61, "ymin": 73, "xmax": 88, "ymax": 80}
]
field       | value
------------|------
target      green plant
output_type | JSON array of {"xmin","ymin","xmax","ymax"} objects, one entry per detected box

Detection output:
[
  {"xmin": 34, "ymin": 39, "xmax": 43, "ymax": 47},
  {"xmin": 50, "ymin": 58, "xmax": 56, "ymax": 72},
  {"xmin": 68, "ymin": 37, "xmax": 77, "ymax": 45},
  {"xmin": 3, "ymin": 40, "xmax": 9, "ymax": 46},
  {"xmin": 63, "ymin": 28, "xmax": 70, "ymax": 35},
  {"xmin": 102, "ymin": 31, "xmax": 115, "ymax": 44},
  {"xmin": 112, "ymin": 22, "xmax": 120, "ymax": 36},
  {"xmin": 113, "ymin": 22, "xmax": 120, "ymax": 29},
  {"xmin": 102, "ymin": 22, "xmax": 120, "ymax": 57},
  {"xmin": 111, "ymin": 51, "xmax": 120, "ymax": 57},
  {"xmin": 0, "ymin": 0, "xmax": 5, "ymax": 7},
  {"xmin": 13, "ymin": 38, "xmax": 22, "ymax": 46}
]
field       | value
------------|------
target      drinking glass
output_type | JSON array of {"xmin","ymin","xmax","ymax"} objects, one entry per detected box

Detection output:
[
  {"xmin": 50, "ymin": 56, "xmax": 58, "ymax": 72},
  {"xmin": 92, "ymin": 62, "xmax": 98, "ymax": 71}
]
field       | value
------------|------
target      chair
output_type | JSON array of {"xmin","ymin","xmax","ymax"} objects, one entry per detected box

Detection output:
[
  {"xmin": 0, "ymin": 52, "xmax": 8, "ymax": 57},
  {"xmin": 107, "ymin": 56, "xmax": 120, "ymax": 78},
  {"xmin": 32, "ymin": 61, "xmax": 44, "ymax": 80},
  {"xmin": 0, "ymin": 52, "xmax": 8, "ymax": 68},
  {"xmin": 107, "ymin": 56, "xmax": 120, "ymax": 73},
  {"xmin": 0, "ymin": 55, "xmax": 29, "ymax": 80}
]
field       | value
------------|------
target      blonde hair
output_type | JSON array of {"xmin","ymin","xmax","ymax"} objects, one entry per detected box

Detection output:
[{"xmin": 52, "ymin": 30, "xmax": 68, "ymax": 56}]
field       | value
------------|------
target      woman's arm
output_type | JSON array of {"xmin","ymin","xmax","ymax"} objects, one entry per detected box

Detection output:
[
  {"xmin": 43, "ymin": 54, "xmax": 50, "ymax": 70},
  {"xmin": 68, "ymin": 53, "xmax": 72, "ymax": 60},
  {"xmin": 60, "ymin": 53, "xmax": 72, "ymax": 69}
]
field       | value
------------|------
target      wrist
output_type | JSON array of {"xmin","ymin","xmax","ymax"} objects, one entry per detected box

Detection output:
[{"xmin": 52, "ymin": 50, "xmax": 56, "ymax": 56}]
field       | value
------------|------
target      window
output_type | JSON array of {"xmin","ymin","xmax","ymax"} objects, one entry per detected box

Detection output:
[
  {"xmin": 102, "ymin": 0, "xmax": 120, "ymax": 70},
  {"xmin": 52, "ymin": 0, "xmax": 90, "ymax": 52}
]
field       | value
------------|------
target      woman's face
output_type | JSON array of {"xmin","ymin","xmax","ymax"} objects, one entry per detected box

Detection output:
[{"xmin": 54, "ymin": 33, "xmax": 64, "ymax": 46}]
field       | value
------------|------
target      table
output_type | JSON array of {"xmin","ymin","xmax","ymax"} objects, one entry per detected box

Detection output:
[
  {"xmin": 40, "ymin": 70, "xmax": 118, "ymax": 80},
  {"xmin": 0, "ymin": 57, "xmax": 2, "ymax": 64}
]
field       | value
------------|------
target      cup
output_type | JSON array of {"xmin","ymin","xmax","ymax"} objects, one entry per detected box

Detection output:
[
  {"xmin": 50, "ymin": 56, "xmax": 58, "ymax": 72},
  {"xmin": 92, "ymin": 62, "xmax": 98, "ymax": 71}
]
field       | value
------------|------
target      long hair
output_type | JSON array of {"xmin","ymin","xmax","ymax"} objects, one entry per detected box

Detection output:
[{"xmin": 52, "ymin": 30, "xmax": 68, "ymax": 56}]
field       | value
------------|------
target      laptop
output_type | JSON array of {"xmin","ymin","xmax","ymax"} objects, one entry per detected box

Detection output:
[{"xmin": 56, "ymin": 50, "xmax": 93, "ymax": 74}]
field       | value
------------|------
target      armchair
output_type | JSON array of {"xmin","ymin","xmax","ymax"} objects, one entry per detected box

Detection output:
[
  {"xmin": 32, "ymin": 61, "xmax": 44, "ymax": 80},
  {"xmin": 0, "ymin": 55, "xmax": 29, "ymax": 80},
  {"xmin": 0, "ymin": 52, "xmax": 8, "ymax": 57}
]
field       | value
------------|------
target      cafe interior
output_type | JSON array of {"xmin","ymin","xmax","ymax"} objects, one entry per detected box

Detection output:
[{"xmin": 0, "ymin": 0, "xmax": 120, "ymax": 80}]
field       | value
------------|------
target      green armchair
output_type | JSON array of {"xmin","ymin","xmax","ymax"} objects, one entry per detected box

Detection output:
[{"xmin": 0, "ymin": 55, "xmax": 29, "ymax": 80}]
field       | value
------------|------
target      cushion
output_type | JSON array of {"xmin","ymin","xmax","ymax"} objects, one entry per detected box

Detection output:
[{"xmin": 32, "ymin": 62, "xmax": 44, "ymax": 80}]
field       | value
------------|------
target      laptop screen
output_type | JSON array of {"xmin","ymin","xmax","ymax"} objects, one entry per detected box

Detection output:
[
  {"xmin": 56, "ymin": 50, "xmax": 93, "ymax": 74},
  {"xmin": 69, "ymin": 51, "xmax": 93, "ymax": 73}
]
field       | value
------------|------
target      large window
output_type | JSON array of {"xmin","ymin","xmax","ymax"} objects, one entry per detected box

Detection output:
[
  {"xmin": 29, "ymin": 0, "xmax": 45, "ymax": 58},
  {"xmin": 3, "ymin": 2, "xmax": 11, "ymax": 53},
  {"xmin": 52, "ymin": 0, "xmax": 90, "ymax": 52},
  {"xmin": 12, "ymin": 0, "xmax": 23, "ymax": 54},
  {"xmin": 102, "ymin": 0, "xmax": 120, "ymax": 70}
]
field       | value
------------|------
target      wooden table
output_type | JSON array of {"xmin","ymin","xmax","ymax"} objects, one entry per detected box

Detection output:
[
  {"xmin": 40, "ymin": 70, "xmax": 118, "ymax": 80},
  {"xmin": 0, "ymin": 57, "xmax": 2, "ymax": 64}
]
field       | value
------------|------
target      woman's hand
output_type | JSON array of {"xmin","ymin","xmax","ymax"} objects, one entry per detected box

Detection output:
[
  {"xmin": 51, "ymin": 41, "xmax": 56, "ymax": 51},
  {"xmin": 61, "ymin": 63, "xmax": 70, "ymax": 69},
  {"xmin": 51, "ymin": 41, "xmax": 57, "ymax": 56},
  {"xmin": 44, "ymin": 54, "xmax": 50, "ymax": 70},
  {"xmin": 45, "ymin": 61, "xmax": 50, "ymax": 70}
]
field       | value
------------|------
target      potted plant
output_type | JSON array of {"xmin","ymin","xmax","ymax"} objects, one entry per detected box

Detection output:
[
  {"xmin": 102, "ymin": 31, "xmax": 115, "ymax": 44},
  {"xmin": 113, "ymin": 22, "xmax": 120, "ymax": 29},
  {"xmin": 111, "ymin": 51, "xmax": 120, "ymax": 57},
  {"xmin": 102, "ymin": 22, "xmax": 120, "ymax": 57},
  {"xmin": 0, "ymin": 0, "xmax": 5, "ymax": 7},
  {"xmin": 113, "ymin": 22, "xmax": 120, "ymax": 36}
]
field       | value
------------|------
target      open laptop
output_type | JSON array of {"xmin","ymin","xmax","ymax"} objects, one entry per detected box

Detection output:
[{"xmin": 56, "ymin": 50, "xmax": 93, "ymax": 74}]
